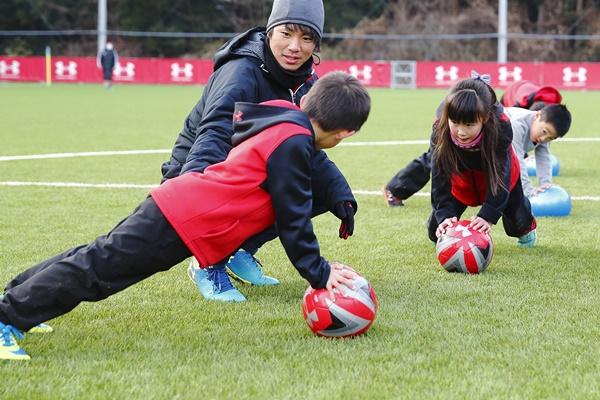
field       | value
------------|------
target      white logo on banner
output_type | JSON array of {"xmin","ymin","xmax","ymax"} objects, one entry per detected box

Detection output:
[
  {"xmin": 348, "ymin": 65, "xmax": 373, "ymax": 83},
  {"xmin": 55, "ymin": 61, "xmax": 78, "ymax": 79},
  {"xmin": 562, "ymin": 67, "xmax": 587, "ymax": 86},
  {"xmin": 498, "ymin": 66, "xmax": 522, "ymax": 84},
  {"xmin": 0, "ymin": 60, "xmax": 20, "ymax": 78},
  {"xmin": 434, "ymin": 65, "xmax": 459, "ymax": 85},
  {"xmin": 114, "ymin": 62, "xmax": 135, "ymax": 80},
  {"xmin": 171, "ymin": 62, "xmax": 193, "ymax": 82}
]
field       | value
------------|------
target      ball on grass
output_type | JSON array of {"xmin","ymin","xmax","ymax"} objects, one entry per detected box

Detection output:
[
  {"xmin": 529, "ymin": 185, "xmax": 572, "ymax": 217},
  {"xmin": 301, "ymin": 274, "xmax": 377, "ymax": 338},
  {"xmin": 436, "ymin": 220, "xmax": 494, "ymax": 274}
]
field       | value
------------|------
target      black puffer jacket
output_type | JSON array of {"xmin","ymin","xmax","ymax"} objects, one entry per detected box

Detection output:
[{"xmin": 160, "ymin": 27, "xmax": 356, "ymax": 212}]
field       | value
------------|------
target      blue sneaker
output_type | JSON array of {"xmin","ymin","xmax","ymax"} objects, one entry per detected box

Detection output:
[
  {"xmin": 0, "ymin": 294, "xmax": 52, "ymax": 334},
  {"xmin": 518, "ymin": 229, "xmax": 537, "ymax": 248},
  {"xmin": 226, "ymin": 250, "xmax": 280, "ymax": 286},
  {"xmin": 0, "ymin": 322, "xmax": 30, "ymax": 361},
  {"xmin": 188, "ymin": 260, "xmax": 246, "ymax": 303}
]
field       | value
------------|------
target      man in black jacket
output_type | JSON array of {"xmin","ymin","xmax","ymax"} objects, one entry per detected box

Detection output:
[
  {"xmin": 161, "ymin": 0, "xmax": 358, "ymax": 301},
  {"xmin": 97, "ymin": 42, "xmax": 118, "ymax": 89}
]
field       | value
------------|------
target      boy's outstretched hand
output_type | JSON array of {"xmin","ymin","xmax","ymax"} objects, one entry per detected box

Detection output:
[
  {"xmin": 326, "ymin": 262, "xmax": 359, "ymax": 300},
  {"xmin": 532, "ymin": 183, "xmax": 552, "ymax": 196}
]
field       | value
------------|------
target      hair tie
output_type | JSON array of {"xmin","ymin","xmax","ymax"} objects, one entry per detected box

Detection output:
[{"xmin": 471, "ymin": 70, "xmax": 492, "ymax": 85}]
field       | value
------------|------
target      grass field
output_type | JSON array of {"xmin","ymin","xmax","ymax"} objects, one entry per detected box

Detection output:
[{"xmin": 1, "ymin": 82, "xmax": 599, "ymax": 399}]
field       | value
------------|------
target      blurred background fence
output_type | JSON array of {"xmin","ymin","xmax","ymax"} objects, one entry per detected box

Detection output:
[
  {"xmin": 2, "ymin": 0, "xmax": 600, "ymax": 89},
  {"xmin": 1, "ymin": 0, "xmax": 600, "ymax": 61}
]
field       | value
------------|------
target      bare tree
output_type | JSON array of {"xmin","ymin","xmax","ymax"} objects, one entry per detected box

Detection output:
[{"xmin": 215, "ymin": 0, "xmax": 273, "ymax": 31}]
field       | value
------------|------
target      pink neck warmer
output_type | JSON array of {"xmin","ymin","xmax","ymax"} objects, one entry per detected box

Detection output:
[{"xmin": 450, "ymin": 129, "xmax": 483, "ymax": 149}]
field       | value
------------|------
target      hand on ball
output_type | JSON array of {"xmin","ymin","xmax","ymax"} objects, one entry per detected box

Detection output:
[{"xmin": 326, "ymin": 262, "xmax": 358, "ymax": 300}]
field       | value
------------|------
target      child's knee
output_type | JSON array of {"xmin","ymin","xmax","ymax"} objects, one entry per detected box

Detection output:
[{"xmin": 503, "ymin": 215, "xmax": 536, "ymax": 237}]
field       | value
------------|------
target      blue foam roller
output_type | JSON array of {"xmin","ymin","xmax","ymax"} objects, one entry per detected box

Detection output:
[
  {"xmin": 529, "ymin": 185, "xmax": 572, "ymax": 217},
  {"xmin": 526, "ymin": 153, "xmax": 559, "ymax": 177}
]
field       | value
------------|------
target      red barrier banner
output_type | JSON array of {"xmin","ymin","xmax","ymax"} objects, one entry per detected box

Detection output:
[
  {"xmin": 154, "ymin": 58, "xmax": 214, "ymax": 85},
  {"xmin": 2, "ymin": 56, "xmax": 600, "ymax": 90},
  {"xmin": 315, "ymin": 61, "xmax": 391, "ymax": 87},
  {"xmin": 416, "ymin": 61, "xmax": 542, "ymax": 88},
  {"xmin": 540, "ymin": 63, "xmax": 596, "ymax": 89},
  {"xmin": 0, "ymin": 56, "xmax": 215, "ymax": 85},
  {"xmin": 51, "ymin": 57, "xmax": 96, "ymax": 82},
  {"xmin": 0, "ymin": 56, "xmax": 45, "ymax": 81},
  {"xmin": 416, "ymin": 61, "xmax": 600, "ymax": 90},
  {"xmin": 112, "ymin": 58, "xmax": 159, "ymax": 84}
]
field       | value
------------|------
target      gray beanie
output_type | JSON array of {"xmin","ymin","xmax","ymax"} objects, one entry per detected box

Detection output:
[{"xmin": 266, "ymin": 0, "xmax": 324, "ymax": 39}]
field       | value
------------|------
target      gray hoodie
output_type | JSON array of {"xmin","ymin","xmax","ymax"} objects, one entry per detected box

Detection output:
[{"xmin": 505, "ymin": 107, "xmax": 553, "ymax": 197}]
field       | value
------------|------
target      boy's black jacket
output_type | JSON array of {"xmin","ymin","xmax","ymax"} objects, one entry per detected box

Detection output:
[{"xmin": 233, "ymin": 101, "xmax": 330, "ymax": 288}]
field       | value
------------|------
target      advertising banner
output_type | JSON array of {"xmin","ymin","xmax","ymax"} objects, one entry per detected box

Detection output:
[
  {"xmin": 416, "ymin": 61, "xmax": 600, "ymax": 90},
  {"xmin": 2, "ymin": 56, "xmax": 599, "ymax": 90}
]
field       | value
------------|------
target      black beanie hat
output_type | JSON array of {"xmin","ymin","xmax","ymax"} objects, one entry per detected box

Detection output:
[{"xmin": 266, "ymin": 0, "xmax": 324, "ymax": 39}]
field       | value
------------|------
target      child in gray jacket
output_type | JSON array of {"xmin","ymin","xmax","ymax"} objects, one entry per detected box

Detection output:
[{"xmin": 506, "ymin": 104, "xmax": 571, "ymax": 197}]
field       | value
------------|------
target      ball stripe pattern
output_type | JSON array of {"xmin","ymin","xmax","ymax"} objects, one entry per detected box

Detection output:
[
  {"xmin": 302, "ymin": 275, "xmax": 377, "ymax": 338},
  {"xmin": 435, "ymin": 220, "xmax": 493, "ymax": 274}
]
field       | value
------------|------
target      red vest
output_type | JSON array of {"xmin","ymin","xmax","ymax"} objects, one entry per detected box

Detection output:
[
  {"xmin": 151, "ymin": 122, "xmax": 312, "ymax": 267},
  {"xmin": 450, "ymin": 146, "xmax": 521, "ymax": 206}
]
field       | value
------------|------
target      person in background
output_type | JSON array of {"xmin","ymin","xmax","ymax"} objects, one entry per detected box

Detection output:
[{"xmin": 97, "ymin": 42, "xmax": 118, "ymax": 88}]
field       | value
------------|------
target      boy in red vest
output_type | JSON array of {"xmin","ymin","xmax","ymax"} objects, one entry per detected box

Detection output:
[{"xmin": 0, "ymin": 72, "xmax": 371, "ymax": 361}]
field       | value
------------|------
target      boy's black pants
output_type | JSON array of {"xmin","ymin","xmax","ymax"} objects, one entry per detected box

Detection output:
[
  {"xmin": 427, "ymin": 179, "xmax": 536, "ymax": 243},
  {"xmin": 0, "ymin": 197, "xmax": 191, "ymax": 331},
  {"xmin": 386, "ymin": 149, "xmax": 432, "ymax": 200}
]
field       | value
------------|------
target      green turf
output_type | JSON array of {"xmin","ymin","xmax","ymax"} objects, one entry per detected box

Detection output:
[{"xmin": 1, "ymin": 83, "xmax": 600, "ymax": 399}]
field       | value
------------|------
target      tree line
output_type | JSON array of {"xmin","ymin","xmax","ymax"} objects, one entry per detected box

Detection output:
[{"xmin": 1, "ymin": 0, "xmax": 598, "ymax": 61}]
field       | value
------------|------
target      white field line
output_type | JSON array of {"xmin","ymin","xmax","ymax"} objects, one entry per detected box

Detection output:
[
  {"xmin": 340, "ymin": 137, "xmax": 600, "ymax": 146},
  {"xmin": 0, "ymin": 149, "xmax": 169, "ymax": 162},
  {"xmin": 353, "ymin": 190, "xmax": 599, "ymax": 202},
  {"xmin": 0, "ymin": 181, "xmax": 156, "ymax": 189},
  {"xmin": 1, "ymin": 182, "xmax": 599, "ymax": 202},
  {"xmin": 1, "ymin": 136, "xmax": 599, "ymax": 162}
]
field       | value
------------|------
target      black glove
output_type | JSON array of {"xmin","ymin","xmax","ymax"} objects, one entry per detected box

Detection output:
[{"xmin": 333, "ymin": 201, "xmax": 355, "ymax": 240}]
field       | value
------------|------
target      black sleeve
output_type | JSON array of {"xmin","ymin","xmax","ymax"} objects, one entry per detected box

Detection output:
[
  {"xmin": 430, "ymin": 121, "xmax": 456, "ymax": 223},
  {"xmin": 179, "ymin": 62, "xmax": 261, "ymax": 175},
  {"xmin": 477, "ymin": 119, "xmax": 514, "ymax": 223},
  {"xmin": 265, "ymin": 135, "xmax": 330, "ymax": 289},
  {"xmin": 310, "ymin": 151, "xmax": 357, "ymax": 213},
  {"xmin": 430, "ymin": 158, "xmax": 456, "ymax": 224},
  {"xmin": 160, "ymin": 101, "xmax": 204, "ymax": 180}
]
